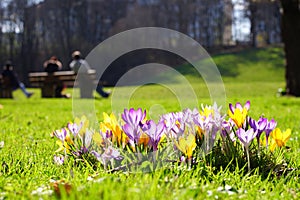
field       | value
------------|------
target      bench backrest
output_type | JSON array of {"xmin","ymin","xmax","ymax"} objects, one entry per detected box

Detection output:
[{"xmin": 28, "ymin": 70, "xmax": 96, "ymax": 88}]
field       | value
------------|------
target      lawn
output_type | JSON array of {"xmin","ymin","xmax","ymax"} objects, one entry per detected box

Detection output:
[{"xmin": 0, "ymin": 46, "xmax": 299, "ymax": 199}]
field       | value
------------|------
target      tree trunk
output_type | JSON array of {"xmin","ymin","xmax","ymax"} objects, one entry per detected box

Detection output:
[
  {"xmin": 280, "ymin": 0, "xmax": 300, "ymax": 96},
  {"xmin": 249, "ymin": 2, "xmax": 257, "ymax": 47}
]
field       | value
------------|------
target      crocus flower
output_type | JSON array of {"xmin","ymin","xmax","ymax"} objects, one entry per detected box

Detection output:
[
  {"xmin": 98, "ymin": 130, "xmax": 113, "ymax": 147},
  {"xmin": 175, "ymin": 134, "xmax": 197, "ymax": 159},
  {"xmin": 181, "ymin": 108, "xmax": 198, "ymax": 128},
  {"xmin": 264, "ymin": 119, "xmax": 277, "ymax": 148},
  {"xmin": 122, "ymin": 108, "xmax": 146, "ymax": 127},
  {"xmin": 200, "ymin": 102, "xmax": 222, "ymax": 119},
  {"xmin": 82, "ymin": 129, "xmax": 93, "ymax": 148},
  {"xmin": 270, "ymin": 128, "xmax": 291, "ymax": 151},
  {"xmin": 248, "ymin": 117, "xmax": 267, "ymax": 145},
  {"xmin": 236, "ymin": 127, "xmax": 257, "ymax": 172},
  {"xmin": 159, "ymin": 112, "xmax": 179, "ymax": 139},
  {"xmin": 53, "ymin": 155, "xmax": 65, "ymax": 165},
  {"xmin": 68, "ymin": 122, "xmax": 82, "ymax": 138},
  {"xmin": 122, "ymin": 123, "xmax": 140, "ymax": 147},
  {"xmin": 55, "ymin": 132, "xmax": 73, "ymax": 153},
  {"xmin": 100, "ymin": 112, "xmax": 125, "ymax": 146},
  {"xmin": 194, "ymin": 104, "xmax": 224, "ymax": 152},
  {"xmin": 53, "ymin": 128, "xmax": 68, "ymax": 143},
  {"xmin": 193, "ymin": 110, "xmax": 212, "ymax": 134},
  {"xmin": 221, "ymin": 120, "xmax": 231, "ymax": 137},
  {"xmin": 171, "ymin": 119, "xmax": 186, "ymax": 138},
  {"xmin": 265, "ymin": 119, "xmax": 277, "ymax": 138},
  {"xmin": 92, "ymin": 146, "xmax": 122, "ymax": 166},
  {"xmin": 122, "ymin": 108, "xmax": 146, "ymax": 146},
  {"xmin": 228, "ymin": 101, "xmax": 250, "ymax": 128},
  {"xmin": 200, "ymin": 106, "xmax": 214, "ymax": 118},
  {"xmin": 142, "ymin": 120, "xmax": 165, "ymax": 151},
  {"xmin": 74, "ymin": 116, "xmax": 90, "ymax": 137},
  {"xmin": 221, "ymin": 120, "xmax": 236, "ymax": 142},
  {"xmin": 236, "ymin": 128, "xmax": 257, "ymax": 148},
  {"xmin": 162, "ymin": 111, "xmax": 185, "ymax": 138}
]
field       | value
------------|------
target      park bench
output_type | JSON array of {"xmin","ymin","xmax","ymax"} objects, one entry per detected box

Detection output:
[
  {"xmin": 0, "ymin": 75, "xmax": 13, "ymax": 98},
  {"xmin": 28, "ymin": 70, "xmax": 96, "ymax": 98}
]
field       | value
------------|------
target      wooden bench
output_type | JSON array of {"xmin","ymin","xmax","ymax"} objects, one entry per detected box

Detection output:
[
  {"xmin": 0, "ymin": 75, "xmax": 13, "ymax": 98},
  {"xmin": 28, "ymin": 70, "xmax": 96, "ymax": 98}
]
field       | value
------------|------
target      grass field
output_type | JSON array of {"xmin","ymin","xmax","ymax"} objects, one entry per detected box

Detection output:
[{"xmin": 1, "ymin": 46, "xmax": 299, "ymax": 199}]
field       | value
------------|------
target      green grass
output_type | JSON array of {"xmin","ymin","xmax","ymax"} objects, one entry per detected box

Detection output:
[
  {"xmin": 1, "ymin": 46, "xmax": 299, "ymax": 199},
  {"xmin": 176, "ymin": 46, "xmax": 285, "ymax": 83}
]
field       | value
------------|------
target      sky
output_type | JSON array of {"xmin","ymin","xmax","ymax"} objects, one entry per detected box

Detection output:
[{"xmin": 232, "ymin": 0, "xmax": 251, "ymax": 41}]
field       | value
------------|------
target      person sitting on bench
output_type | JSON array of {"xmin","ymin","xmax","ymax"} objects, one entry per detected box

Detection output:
[
  {"xmin": 43, "ymin": 56, "xmax": 62, "ymax": 73},
  {"xmin": 43, "ymin": 56, "xmax": 69, "ymax": 98},
  {"xmin": 1, "ymin": 61, "xmax": 33, "ymax": 98}
]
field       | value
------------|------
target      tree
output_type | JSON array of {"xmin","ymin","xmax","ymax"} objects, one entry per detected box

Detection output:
[
  {"xmin": 280, "ymin": 0, "xmax": 300, "ymax": 96},
  {"xmin": 5, "ymin": 0, "xmax": 32, "ymax": 80}
]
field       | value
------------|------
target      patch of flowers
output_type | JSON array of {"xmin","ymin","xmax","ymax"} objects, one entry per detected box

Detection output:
[{"xmin": 52, "ymin": 101, "xmax": 291, "ymax": 174}]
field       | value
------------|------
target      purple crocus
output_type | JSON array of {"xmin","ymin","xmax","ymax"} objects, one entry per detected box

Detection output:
[
  {"xmin": 181, "ymin": 109, "xmax": 195, "ymax": 127},
  {"xmin": 264, "ymin": 119, "xmax": 277, "ymax": 147},
  {"xmin": 236, "ymin": 128, "xmax": 257, "ymax": 148},
  {"xmin": 122, "ymin": 108, "xmax": 146, "ymax": 127},
  {"xmin": 229, "ymin": 100, "xmax": 250, "ymax": 114},
  {"xmin": 265, "ymin": 119, "xmax": 277, "ymax": 137},
  {"xmin": 248, "ymin": 117, "xmax": 267, "ymax": 141},
  {"xmin": 92, "ymin": 146, "xmax": 122, "ymax": 166},
  {"xmin": 122, "ymin": 108, "xmax": 146, "ymax": 146},
  {"xmin": 68, "ymin": 122, "xmax": 82, "ymax": 138},
  {"xmin": 122, "ymin": 123, "xmax": 140, "ymax": 146},
  {"xmin": 101, "ymin": 146, "xmax": 122, "ymax": 165},
  {"xmin": 82, "ymin": 129, "xmax": 93, "ymax": 148},
  {"xmin": 221, "ymin": 120, "xmax": 236, "ymax": 142},
  {"xmin": 99, "ymin": 130, "xmax": 113, "ymax": 147},
  {"xmin": 167, "ymin": 111, "xmax": 186, "ymax": 137},
  {"xmin": 53, "ymin": 128, "xmax": 67, "ymax": 143},
  {"xmin": 159, "ymin": 113, "xmax": 177, "ymax": 137},
  {"xmin": 142, "ymin": 120, "xmax": 165, "ymax": 151},
  {"xmin": 53, "ymin": 155, "xmax": 65, "ymax": 165},
  {"xmin": 236, "ymin": 127, "xmax": 257, "ymax": 172},
  {"xmin": 193, "ymin": 110, "xmax": 222, "ymax": 153}
]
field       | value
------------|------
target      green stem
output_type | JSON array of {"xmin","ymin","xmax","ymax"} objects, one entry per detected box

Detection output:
[{"xmin": 246, "ymin": 147, "xmax": 251, "ymax": 172}]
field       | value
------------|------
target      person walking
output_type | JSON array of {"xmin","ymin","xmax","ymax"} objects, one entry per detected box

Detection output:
[{"xmin": 1, "ymin": 61, "xmax": 33, "ymax": 98}]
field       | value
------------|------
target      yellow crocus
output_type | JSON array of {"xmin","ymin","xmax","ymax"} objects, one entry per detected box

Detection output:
[
  {"xmin": 55, "ymin": 140, "xmax": 65, "ymax": 153},
  {"xmin": 228, "ymin": 107, "xmax": 247, "ymax": 128},
  {"xmin": 200, "ymin": 107, "xmax": 214, "ymax": 118},
  {"xmin": 175, "ymin": 134, "xmax": 197, "ymax": 158},
  {"xmin": 270, "ymin": 128, "xmax": 291, "ymax": 151},
  {"xmin": 55, "ymin": 133, "xmax": 73, "ymax": 153},
  {"xmin": 100, "ymin": 112, "xmax": 126, "ymax": 146}
]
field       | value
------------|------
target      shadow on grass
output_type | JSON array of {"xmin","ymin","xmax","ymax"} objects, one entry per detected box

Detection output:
[{"xmin": 175, "ymin": 46, "xmax": 284, "ymax": 79}]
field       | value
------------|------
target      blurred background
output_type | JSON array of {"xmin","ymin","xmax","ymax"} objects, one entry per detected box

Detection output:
[{"xmin": 0, "ymin": 0, "xmax": 289, "ymax": 86}]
